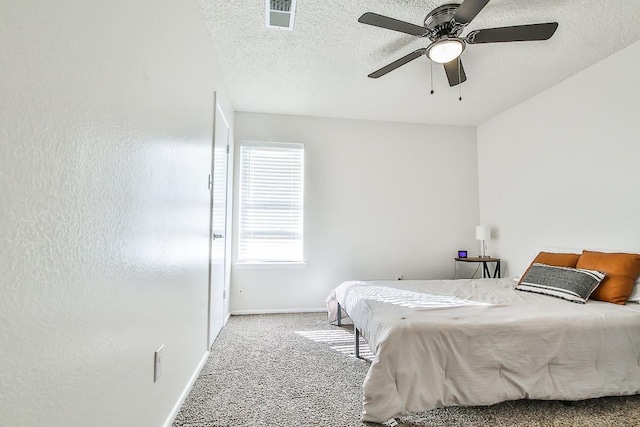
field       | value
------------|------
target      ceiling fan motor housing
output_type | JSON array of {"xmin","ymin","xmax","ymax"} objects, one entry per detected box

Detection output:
[{"xmin": 423, "ymin": 3, "xmax": 462, "ymax": 40}]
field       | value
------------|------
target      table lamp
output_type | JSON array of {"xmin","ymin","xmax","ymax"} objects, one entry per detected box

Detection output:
[{"xmin": 476, "ymin": 226, "xmax": 491, "ymax": 258}]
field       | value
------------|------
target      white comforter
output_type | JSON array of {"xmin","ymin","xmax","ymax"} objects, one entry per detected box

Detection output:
[{"xmin": 326, "ymin": 278, "xmax": 640, "ymax": 423}]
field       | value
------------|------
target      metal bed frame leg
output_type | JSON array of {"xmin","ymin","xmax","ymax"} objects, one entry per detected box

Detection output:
[{"xmin": 336, "ymin": 302, "xmax": 362, "ymax": 359}]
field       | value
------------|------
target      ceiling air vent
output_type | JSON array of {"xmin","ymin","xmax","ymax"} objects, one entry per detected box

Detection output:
[{"xmin": 266, "ymin": 0, "xmax": 296, "ymax": 30}]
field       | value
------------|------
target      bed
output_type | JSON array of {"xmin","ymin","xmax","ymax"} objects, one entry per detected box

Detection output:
[{"xmin": 326, "ymin": 277, "xmax": 640, "ymax": 424}]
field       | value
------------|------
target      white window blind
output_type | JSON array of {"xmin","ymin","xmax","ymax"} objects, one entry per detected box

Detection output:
[{"xmin": 238, "ymin": 142, "xmax": 304, "ymax": 263}]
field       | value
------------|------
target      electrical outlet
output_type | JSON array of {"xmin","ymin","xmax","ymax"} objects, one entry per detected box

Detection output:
[
  {"xmin": 237, "ymin": 285, "xmax": 244, "ymax": 296},
  {"xmin": 395, "ymin": 274, "xmax": 403, "ymax": 281},
  {"xmin": 154, "ymin": 345, "xmax": 164, "ymax": 382}
]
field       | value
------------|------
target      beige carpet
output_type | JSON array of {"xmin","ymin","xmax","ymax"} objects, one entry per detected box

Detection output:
[{"xmin": 173, "ymin": 313, "xmax": 640, "ymax": 426}]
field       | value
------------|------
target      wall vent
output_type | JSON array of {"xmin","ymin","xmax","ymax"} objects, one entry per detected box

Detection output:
[{"xmin": 265, "ymin": 0, "xmax": 296, "ymax": 30}]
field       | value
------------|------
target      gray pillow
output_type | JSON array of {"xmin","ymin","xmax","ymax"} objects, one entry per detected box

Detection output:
[{"xmin": 516, "ymin": 263, "xmax": 605, "ymax": 304}]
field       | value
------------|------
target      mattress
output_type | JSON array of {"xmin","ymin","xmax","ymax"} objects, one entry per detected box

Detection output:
[{"xmin": 326, "ymin": 278, "xmax": 640, "ymax": 423}]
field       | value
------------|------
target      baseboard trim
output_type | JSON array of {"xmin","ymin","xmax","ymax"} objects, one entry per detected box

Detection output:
[
  {"xmin": 230, "ymin": 307, "xmax": 326, "ymax": 315},
  {"xmin": 163, "ymin": 350, "xmax": 210, "ymax": 427}
]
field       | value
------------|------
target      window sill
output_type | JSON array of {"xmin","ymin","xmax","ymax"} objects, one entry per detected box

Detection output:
[{"xmin": 234, "ymin": 261, "xmax": 307, "ymax": 270}]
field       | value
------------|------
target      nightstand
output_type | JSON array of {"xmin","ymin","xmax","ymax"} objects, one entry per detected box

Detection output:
[{"xmin": 454, "ymin": 257, "xmax": 501, "ymax": 278}]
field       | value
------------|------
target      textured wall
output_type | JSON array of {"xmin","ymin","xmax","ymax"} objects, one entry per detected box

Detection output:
[
  {"xmin": 477, "ymin": 40, "xmax": 640, "ymax": 277},
  {"xmin": 0, "ymin": 0, "xmax": 232, "ymax": 425},
  {"xmin": 231, "ymin": 113, "xmax": 480, "ymax": 312}
]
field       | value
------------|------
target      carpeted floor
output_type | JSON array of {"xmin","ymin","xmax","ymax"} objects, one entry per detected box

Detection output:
[{"xmin": 173, "ymin": 313, "xmax": 640, "ymax": 426}]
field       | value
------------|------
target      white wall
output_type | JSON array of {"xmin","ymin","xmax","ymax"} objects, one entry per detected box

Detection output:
[
  {"xmin": 477, "ymin": 40, "xmax": 640, "ymax": 277},
  {"xmin": 231, "ymin": 113, "xmax": 479, "ymax": 312},
  {"xmin": 0, "ymin": 0, "xmax": 232, "ymax": 425}
]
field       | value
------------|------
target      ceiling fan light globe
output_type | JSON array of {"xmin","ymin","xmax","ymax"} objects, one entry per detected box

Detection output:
[{"xmin": 427, "ymin": 39, "xmax": 464, "ymax": 64}]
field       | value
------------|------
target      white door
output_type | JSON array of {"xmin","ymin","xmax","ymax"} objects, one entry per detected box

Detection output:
[{"xmin": 208, "ymin": 98, "xmax": 229, "ymax": 348}]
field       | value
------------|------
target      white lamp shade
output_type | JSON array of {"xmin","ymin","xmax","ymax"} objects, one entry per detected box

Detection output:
[
  {"xmin": 476, "ymin": 226, "xmax": 491, "ymax": 241},
  {"xmin": 427, "ymin": 39, "xmax": 464, "ymax": 64}
]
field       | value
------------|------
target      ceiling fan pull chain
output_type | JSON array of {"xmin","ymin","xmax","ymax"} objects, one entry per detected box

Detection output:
[
  {"xmin": 458, "ymin": 59, "xmax": 462, "ymax": 101},
  {"xmin": 430, "ymin": 60, "xmax": 434, "ymax": 94}
]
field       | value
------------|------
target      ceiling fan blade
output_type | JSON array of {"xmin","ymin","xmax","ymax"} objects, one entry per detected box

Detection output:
[
  {"xmin": 368, "ymin": 49, "xmax": 426, "ymax": 78},
  {"xmin": 453, "ymin": 0, "xmax": 490, "ymax": 25},
  {"xmin": 358, "ymin": 12, "xmax": 427, "ymax": 36},
  {"xmin": 467, "ymin": 22, "xmax": 559, "ymax": 44},
  {"xmin": 443, "ymin": 58, "xmax": 467, "ymax": 87}
]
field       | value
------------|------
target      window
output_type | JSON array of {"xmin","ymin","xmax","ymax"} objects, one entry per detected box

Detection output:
[{"xmin": 238, "ymin": 141, "xmax": 304, "ymax": 263}]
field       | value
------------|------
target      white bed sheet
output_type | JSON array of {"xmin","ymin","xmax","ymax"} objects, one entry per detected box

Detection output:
[{"xmin": 326, "ymin": 278, "xmax": 640, "ymax": 423}]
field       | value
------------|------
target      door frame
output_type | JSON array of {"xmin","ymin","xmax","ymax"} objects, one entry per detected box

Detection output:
[{"xmin": 207, "ymin": 92, "xmax": 230, "ymax": 349}]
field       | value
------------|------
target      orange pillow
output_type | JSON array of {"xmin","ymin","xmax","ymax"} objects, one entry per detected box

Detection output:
[
  {"xmin": 576, "ymin": 250, "xmax": 640, "ymax": 304},
  {"xmin": 518, "ymin": 252, "xmax": 580, "ymax": 285}
]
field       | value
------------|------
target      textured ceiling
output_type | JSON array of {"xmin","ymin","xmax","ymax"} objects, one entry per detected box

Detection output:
[{"xmin": 201, "ymin": 0, "xmax": 640, "ymax": 126}]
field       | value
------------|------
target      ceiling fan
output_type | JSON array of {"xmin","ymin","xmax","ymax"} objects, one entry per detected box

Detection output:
[{"xmin": 359, "ymin": 0, "xmax": 558, "ymax": 87}]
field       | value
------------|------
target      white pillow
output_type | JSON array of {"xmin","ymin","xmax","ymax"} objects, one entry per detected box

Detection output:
[{"xmin": 627, "ymin": 276, "xmax": 640, "ymax": 303}]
